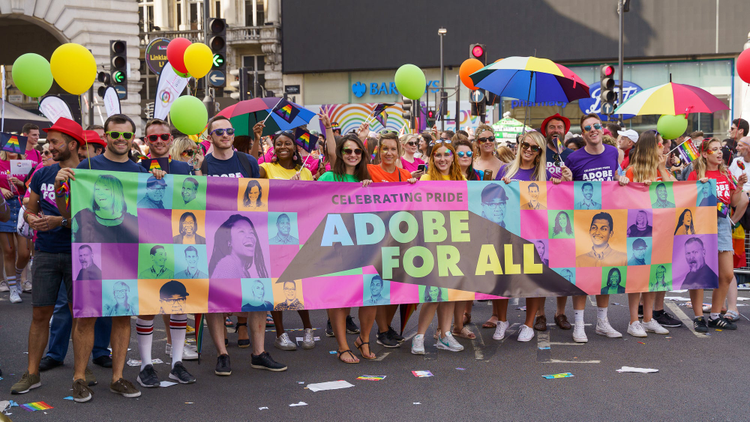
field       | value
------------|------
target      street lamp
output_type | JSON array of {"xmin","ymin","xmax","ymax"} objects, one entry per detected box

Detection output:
[{"xmin": 438, "ymin": 27, "xmax": 447, "ymax": 131}]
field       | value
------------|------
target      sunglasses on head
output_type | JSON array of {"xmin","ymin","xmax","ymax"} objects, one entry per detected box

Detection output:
[
  {"xmin": 147, "ymin": 133, "xmax": 171, "ymax": 143},
  {"xmin": 457, "ymin": 151, "xmax": 473, "ymax": 158},
  {"xmin": 342, "ymin": 148, "xmax": 362, "ymax": 156},
  {"xmin": 106, "ymin": 131, "xmax": 134, "ymax": 140},
  {"xmin": 521, "ymin": 142, "xmax": 541, "ymax": 153},
  {"xmin": 210, "ymin": 128, "xmax": 235, "ymax": 136},
  {"xmin": 180, "ymin": 150, "xmax": 196, "ymax": 157},
  {"xmin": 380, "ymin": 130, "xmax": 398, "ymax": 135},
  {"xmin": 583, "ymin": 123, "xmax": 602, "ymax": 132},
  {"xmin": 274, "ymin": 130, "xmax": 294, "ymax": 139},
  {"xmin": 477, "ymin": 136, "xmax": 495, "ymax": 144}
]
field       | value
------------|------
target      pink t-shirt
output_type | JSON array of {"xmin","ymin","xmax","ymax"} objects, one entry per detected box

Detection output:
[
  {"xmin": 25, "ymin": 149, "xmax": 42, "ymax": 166},
  {"xmin": 0, "ymin": 160, "xmax": 27, "ymax": 193},
  {"xmin": 400, "ymin": 156, "xmax": 425, "ymax": 173}
]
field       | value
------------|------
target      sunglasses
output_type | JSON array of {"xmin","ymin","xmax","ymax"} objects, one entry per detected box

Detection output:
[
  {"xmin": 107, "ymin": 131, "xmax": 134, "ymax": 140},
  {"xmin": 180, "ymin": 150, "xmax": 196, "ymax": 157},
  {"xmin": 476, "ymin": 136, "xmax": 495, "ymax": 144},
  {"xmin": 434, "ymin": 139, "xmax": 452, "ymax": 144},
  {"xmin": 380, "ymin": 130, "xmax": 398, "ymax": 135},
  {"xmin": 457, "ymin": 151, "xmax": 473, "ymax": 158},
  {"xmin": 342, "ymin": 148, "xmax": 362, "ymax": 156},
  {"xmin": 211, "ymin": 128, "xmax": 236, "ymax": 136},
  {"xmin": 521, "ymin": 142, "xmax": 541, "ymax": 153},
  {"xmin": 147, "ymin": 133, "xmax": 171, "ymax": 142},
  {"xmin": 406, "ymin": 141, "xmax": 417, "ymax": 146},
  {"xmin": 42, "ymin": 150, "xmax": 52, "ymax": 156},
  {"xmin": 274, "ymin": 130, "xmax": 294, "ymax": 139},
  {"xmin": 583, "ymin": 123, "xmax": 602, "ymax": 132}
]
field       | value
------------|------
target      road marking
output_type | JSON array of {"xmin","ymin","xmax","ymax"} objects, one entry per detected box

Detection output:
[
  {"xmin": 536, "ymin": 330, "xmax": 551, "ymax": 362},
  {"xmin": 373, "ymin": 352, "xmax": 391, "ymax": 362},
  {"xmin": 548, "ymin": 342, "xmax": 585, "ymax": 346},
  {"xmin": 469, "ymin": 324, "xmax": 485, "ymax": 360},
  {"xmin": 547, "ymin": 359, "xmax": 601, "ymax": 364},
  {"xmin": 666, "ymin": 302, "xmax": 710, "ymax": 338},
  {"xmin": 537, "ymin": 331, "xmax": 550, "ymax": 349}
]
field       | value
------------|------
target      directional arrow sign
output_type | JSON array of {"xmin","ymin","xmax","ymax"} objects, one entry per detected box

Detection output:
[
  {"xmin": 113, "ymin": 71, "xmax": 125, "ymax": 84},
  {"xmin": 213, "ymin": 53, "xmax": 225, "ymax": 68},
  {"xmin": 208, "ymin": 70, "xmax": 226, "ymax": 87}
]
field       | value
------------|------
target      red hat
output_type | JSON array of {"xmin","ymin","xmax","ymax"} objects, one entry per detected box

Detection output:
[
  {"xmin": 43, "ymin": 117, "xmax": 84, "ymax": 145},
  {"xmin": 82, "ymin": 131, "xmax": 108, "ymax": 148},
  {"xmin": 540, "ymin": 113, "xmax": 571, "ymax": 137}
]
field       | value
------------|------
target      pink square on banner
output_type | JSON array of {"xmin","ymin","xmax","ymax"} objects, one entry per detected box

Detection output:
[
  {"xmin": 475, "ymin": 292, "xmax": 505, "ymax": 300},
  {"xmin": 546, "ymin": 182, "xmax": 574, "ymax": 210},
  {"xmin": 574, "ymin": 267, "xmax": 604, "ymax": 295},
  {"xmin": 601, "ymin": 182, "xmax": 651, "ymax": 209},
  {"xmin": 520, "ymin": 210, "xmax": 549, "ymax": 239},
  {"xmin": 548, "ymin": 238, "xmax": 576, "ymax": 268},
  {"xmin": 269, "ymin": 245, "xmax": 300, "ymax": 278},
  {"xmin": 389, "ymin": 281, "xmax": 419, "ymax": 304},
  {"xmin": 302, "ymin": 275, "xmax": 364, "ymax": 308}
]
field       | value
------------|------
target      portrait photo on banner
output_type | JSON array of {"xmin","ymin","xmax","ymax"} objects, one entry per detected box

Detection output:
[
  {"xmin": 649, "ymin": 263, "xmax": 673, "ymax": 292},
  {"xmin": 268, "ymin": 212, "xmax": 300, "ymax": 245},
  {"xmin": 672, "ymin": 234, "xmax": 719, "ymax": 290},
  {"xmin": 137, "ymin": 244, "xmax": 175, "ymax": 279},
  {"xmin": 241, "ymin": 278, "xmax": 274, "ymax": 311},
  {"xmin": 574, "ymin": 209, "xmax": 628, "ymax": 267},
  {"xmin": 72, "ymin": 243, "xmax": 102, "ymax": 281},
  {"xmin": 549, "ymin": 210, "xmax": 574, "ymax": 239},
  {"xmin": 237, "ymin": 179, "xmax": 270, "ymax": 212},
  {"xmin": 205, "ymin": 211, "xmax": 271, "ymax": 279},
  {"xmin": 172, "ymin": 175, "xmax": 207, "ymax": 210},
  {"xmin": 137, "ymin": 278, "xmax": 208, "ymax": 315},
  {"xmin": 419, "ymin": 285, "xmax": 448, "ymax": 303},
  {"xmin": 627, "ymin": 209, "xmax": 653, "ymax": 237},
  {"xmin": 519, "ymin": 181, "xmax": 547, "ymax": 210},
  {"xmin": 137, "ymin": 172, "xmax": 173, "ymax": 209},
  {"xmin": 363, "ymin": 274, "xmax": 391, "ymax": 306},
  {"xmin": 467, "ymin": 181, "xmax": 521, "ymax": 236},
  {"xmin": 627, "ymin": 237, "xmax": 652, "ymax": 266},
  {"xmin": 601, "ymin": 266, "xmax": 627, "ymax": 294},
  {"xmin": 102, "ymin": 279, "xmax": 138, "ymax": 317},
  {"xmin": 171, "ymin": 210, "xmax": 207, "ymax": 244},
  {"xmin": 554, "ymin": 267, "xmax": 576, "ymax": 285},
  {"xmin": 573, "ymin": 181, "xmax": 602, "ymax": 210},
  {"xmin": 696, "ymin": 179, "xmax": 718, "ymax": 207},
  {"xmin": 272, "ymin": 279, "xmax": 305, "ymax": 310},
  {"xmin": 173, "ymin": 244, "xmax": 209, "ymax": 278},
  {"xmin": 650, "ymin": 182, "xmax": 676, "ymax": 208},
  {"xmin": 71, "ymin": 172, "xmax": 140, "ymax": 244}
]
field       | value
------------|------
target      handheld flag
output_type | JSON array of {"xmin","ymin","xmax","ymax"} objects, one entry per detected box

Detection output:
[
  {"xmin": 272, "ymin": 98, "xmax": 300, "ymax": 124},
  {"xmin": 0, "ymin": 133, "xmax": 28, "ymax": 155},
  {"xmin": 293, "ymin": 128, "xmax": 319, "ymax": 153},
  {"xmin": 371, "ymin": 103, "xmax": 393, "ymax": 128},
  {"xmin": 676, "ymin": 140, "xmax": 699, "ymax": 164}
]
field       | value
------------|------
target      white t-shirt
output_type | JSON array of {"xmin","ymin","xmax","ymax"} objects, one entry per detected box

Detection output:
[{"xmin": 729, "ymin": 157, "xmax": 750, "ymax": 191}]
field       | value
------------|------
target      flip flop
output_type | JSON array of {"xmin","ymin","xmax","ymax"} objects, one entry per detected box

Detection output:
[
  {"xmin": 337, "ymin": 349, "xmax": 360, "ymax": 364},
  {"xmin": 482, "ymin": 316, "xmax": 498, "ymax": 329},
  {"xmin": 724, "ymin": 310, "xmax": 740, "ymax": 322}
]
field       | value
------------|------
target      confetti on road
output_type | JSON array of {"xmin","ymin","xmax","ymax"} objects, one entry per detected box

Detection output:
[
  {"xmin": 542, "ymin": 372, "xmax": 574, "ymax": 379},
  {"xmin": 412, "ymin": 371, "xmax": 433, "ymax": 378},
  {"xmin": 357, "ymin": 375, "xmax": 386, "ymax": 381}
]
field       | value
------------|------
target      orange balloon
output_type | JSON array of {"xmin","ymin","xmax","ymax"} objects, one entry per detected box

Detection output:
[{"xmin": 459, "ymin": 58, "xmax": 484, "ymax": 90}]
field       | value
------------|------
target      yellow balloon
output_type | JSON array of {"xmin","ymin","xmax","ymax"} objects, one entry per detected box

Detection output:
[
  {"xmin": 50, "ymin": 43, "xmax": 97, "ymax": 95},
  {"xmin": 184, "ymin": 43, "xmax": 213, "ymax": 79}
]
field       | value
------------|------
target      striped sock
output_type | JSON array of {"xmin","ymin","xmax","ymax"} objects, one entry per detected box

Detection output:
[
  {"xmin": 135, "ymin": 318, "xmax": 154, "ymax": 370},
  {"xmin": 7, "ymin": 276, "xmax": 17, "ymax": 289},
  {"xmin": 170, "ymin": 315, "xmax": 188, "ymax": 368},
  {"xmin": 14, "ymin": 267, "xmax": 23, "ymax": 280}
]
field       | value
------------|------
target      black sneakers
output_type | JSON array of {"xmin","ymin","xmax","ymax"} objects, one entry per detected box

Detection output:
[
  {"xmin": 325, "ymin": 319, "xmax": 334, "ymax": 337},
  {"xmin": 39, "ymin": 356, "xmax": 64, "ymax": 372},
  {"xmin": 653, "ymin": 310, "xmax": 682, "ymax": 328},
  {"xmin": 251, "ymin": 351, "xmax": 287, "ymax": 372},
  {"xmin": 376, "ymin": 330, "xmax": 400, "ymax": 348},
  {"xmin": 169, "ymin": 362, "xmax": 196, "ymax": 384},
  {"xmin": 693, "ymin": 316, "xmax": 708, "ymax": 333},
  {"xmin": 137, "ymin": 364, "xmax": 160, "ymax": 388},
  {"xmin": 387, "ymin": 326, "xmax": 405, "ymax": 343},
  {"xmin": 708, "ymin": 316, "xmax": 737, "ymax": 330},
  {"xmin": 345, "ymin": 316, "xmax": 360, "ymax": 334},
  {"xmin": 215, "ymin": 354, "xmax": 232, "ymax": 376}
]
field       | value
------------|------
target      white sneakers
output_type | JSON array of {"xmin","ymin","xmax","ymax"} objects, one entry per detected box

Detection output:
[
  {"xmin": 166, "ymin": 343, "xmax": 199, "ymax": 361},
  {"xmin": 9, "ymin": 287, "xmax": 22, "ymax": 303},
  {"xmin": 573, "ymin": 323, "xmax": 588, "ymax": 343},
  {"xmin": 436, "ymin": 331, "xmax": 464, "ymax": 352},
  {"xmin": 627, "ymin": 321, "xmax": 647, "ymax": 338},
  {"xmin": 492, "ymin": 320, "xmax": 510, "ymax": 340},
  {"xmin": 595, "ymin": 317, "xmax": 622, "ymax": 338},
  {"xmin": 301, "ymin": 328, "xmax": 315, "ymax": 350},
  {"xmin": 642, "ymin": 319, "xmax": 669, "ymax": 335},
  {"xmin": 411, "ymin": 334, "xmax": 425, "ymax": 355},
  {"xmin": 517, "ymin": 324, "xmax": 535, "ymax": 342},
  {"xmin": 274, "ymin": 332, "xmax": 297, "ymax": 351},
  {"xmin": 22, "ymin": 280, "xmax": 32, "ymax": 293},
  {"xmin": 0, "ymin": 280, "xmax": 9, "ymax": 292}
]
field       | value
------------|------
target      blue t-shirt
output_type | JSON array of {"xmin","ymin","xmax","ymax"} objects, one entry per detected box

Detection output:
[
  {"xmin": 29, "ymin": 164, "xmax": 71, "ymax": 253},
  {"xmin": 495, "ymin": 164, "xmax": 551, "ymax": 181},
  {"xmin": 167, "ymin": 160, "xmax": 193, "ymax": 175},
  {"xmin": 546, "ymin": 147, "xmax": 573, "ymax": 179},
  {"xmin": 565, "ymin": 144, "xmax": 619, "ymax": 182},
  {"xmin": 78, "ymin": 154, "xmax": 148, "ymax": 173},
  {"xmin": 204, "ymin": 152, "xmax": 260, "ymax": 178}
]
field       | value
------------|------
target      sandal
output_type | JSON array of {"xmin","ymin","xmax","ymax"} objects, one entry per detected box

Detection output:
[
  {"xmin": 463, "ymin": 312, "xmax": 472, "ymax": 326},
  {"xmin": 265, "ymin": 313, "xmax": 274, "ymax": 327},
  {"xmin": 482, "ymin": 315, "xmax": 498, "ymax": 329},
  {"xmin": 225, "ymin": 316, "xmax": 234, "ymax": 327},
  {"xmin": 235, "ymin": 322, "xmax": 250, "ymax": 348},
  {"xmin": 452, "ymin": 326, "xmax": 476, "ymax": 339},
  {"xmin": 354, "ymin": 336, "xmax": 376, "ymax": 360},
  {"xmin": 337, "ymin": 349, "xmax": 359, "ymax": 364},
  {"xmin": 724, "ymin": 310, "xmax": 740, "ymax": 322}
]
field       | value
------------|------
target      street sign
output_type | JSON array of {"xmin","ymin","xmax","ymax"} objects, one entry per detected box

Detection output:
[
  {"xmin": 208, "ymin": 70, "xmax": 226, "ymax": 87},
  {"xmin": 115, "ymin": 85, "xmax": 127, "ymax": 99},
  {"xmin": 601, "ymin": 102, "xmax": 615, "ymax": 115},
  {"xmin": 145, "ymin": 38, "xmax": 170, "ymax": 75},
  {"xmin": 213, "ymin": 53, "xmax": 225, "ymax": 68},
  {"xmin": 285, "ymin": 85, "xmax": 301, "ymax": 95},
  {"xmin": 470, "ymin": 90, "xmax": 485, "ymax": 103}
]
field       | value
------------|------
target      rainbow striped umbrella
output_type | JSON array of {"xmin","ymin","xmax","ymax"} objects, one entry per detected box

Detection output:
[
  {"xmin": 469, "ymin": 56, "xmax": 590, "ymax": 103},
  {"xmin": 614, "ymin": 82, "xmax": 728, "ymax": 116}
]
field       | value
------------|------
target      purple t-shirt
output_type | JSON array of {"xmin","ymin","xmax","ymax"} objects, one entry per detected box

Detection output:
[
  {"xmin": 565, "ymin": 144, "xmax": 619, "ymax": 181},
  {"xmin": 495, "ymin": 164, "xmax": 551, "ymax": 181}
]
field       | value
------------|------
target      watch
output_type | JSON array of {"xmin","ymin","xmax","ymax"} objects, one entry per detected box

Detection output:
[{"xmin": 61, "ymin": 218, "xmax": 69, "ymax": 227}]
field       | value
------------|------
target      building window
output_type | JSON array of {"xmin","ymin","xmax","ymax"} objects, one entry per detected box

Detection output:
[
  {"xmin": 138, "ymin": 0, "xmax": 154, "ymax": 33},
  {"xmin": 245, "ymin": 0, "xmax": 266, "ymax": 26},
  {"xmin": 242, "ymin": 55, "xmax": 266, "ymax": 97}
]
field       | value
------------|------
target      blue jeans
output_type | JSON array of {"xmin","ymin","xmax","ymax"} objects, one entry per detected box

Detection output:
[{"xmin": 46, "ymin": 286, "xmax": 112, "ymax": 361}]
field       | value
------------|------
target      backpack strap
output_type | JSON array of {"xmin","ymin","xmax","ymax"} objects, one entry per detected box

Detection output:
[
  {"xmin": 201, "ymin": 153, "xmax": 211, "ymax": 175},
  {"xmin": 235, "ymin": 152, "xmax": 253, "ymax": 178}
]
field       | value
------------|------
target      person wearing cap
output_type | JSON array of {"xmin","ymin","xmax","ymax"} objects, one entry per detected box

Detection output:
[
  {"xmin": 617, "ymin": 128, "xmax": 639, "ymax": 170},
  {"xmin": 10, "ymin": 117, "xmax": 93, "ymax": 399},
  {"xmin": 628, "ymin": 238, "xmax": 649, "ymax": 266},
  {"xmin": 541, "ymin": 113, "xmax": 573, "ymax": 180},
  {"xmin": 144, "ymin": 119, "xmax": 199, "ymax": 175},
  {"xmin": 138, "ymin": 176, "xmax": 168, "ymax": 209},
  {"xmin": 54, "ymin": 114, "xmax": 168, "ymax": 403},
  {"xmin": 479, "ymin": 183, "xmax": 508, "ymax": 227},
  {"xmin": 78, "ymin": 130, "xmax": 107, "ymax": 162}
]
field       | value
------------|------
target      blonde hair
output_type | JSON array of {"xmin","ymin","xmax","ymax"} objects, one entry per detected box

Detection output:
[
  {"xmin": 694, "ymin": 138, "xmax": 729, "ymax": 179},
  {"xmin": 602, "ymin": 134, "xmax": 617, "ymax": 147},
  {"xmin": 169, "ymin": 136, "xmax": 200, "ymax": 162},
  {"xmin": 628, "ymin": 131, "xmax": 662, "ymax": 182},
  {"xmin": 400, "ymin": 134, "xmax": 420, "ymax": 155},
  {"xmin": 426, "ymin": 142, "xmax": 464, "ymax": 181},
  {"xmin": 0, "ymin": 150, "xmax": 24, "ymax": 161},
  {"xmin": 496, "ymin": 146, "xmax": 515, "ymax": 163},
  {"xmin": 502, "ymin": 132, "xmax": 547, "ymax": 182}
]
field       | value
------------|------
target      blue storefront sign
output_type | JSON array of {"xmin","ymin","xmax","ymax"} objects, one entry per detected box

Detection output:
[
  {"xmin": 352, "ymin": 80, "xmax": 440, "ymax": 97},
  {"xmin": 578, "ymin": 80, "xmax": 642, "ymax": 121}
]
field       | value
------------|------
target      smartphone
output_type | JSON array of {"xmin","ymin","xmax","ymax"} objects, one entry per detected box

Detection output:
[
  {"xmin": 417, "ymin": 164, "xmax": 426, "ymax": 172},
  {"xmin": 483, "ymin": 170, "xmax": 493, "ymax": 181}
]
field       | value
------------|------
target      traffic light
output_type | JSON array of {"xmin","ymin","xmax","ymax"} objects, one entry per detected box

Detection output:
[
  {"xmin": 229, "ymin": 68, "xmax": 249, "ymax": 101},
  {"xmin": 471, "ymin": 100, "xmax": 486, "ymax": 117},
  {"xmin": 402, "ymin": 97, "xmax": 412, "ymax": 122},
  {"xmin": 427, "ymin": 109, "xmax": 436, "ymax": 128},
  {"xmin": 600, "ymin": 64, "xmax": 616, "ymax": 115},
  {"xmin": 208, "ymin": 18, "xmax": 227, "ymax": 86},
  {"xmin": 110, "ymin": 40, "xmax": 127, "ymax": 100},
  {"xmin": 97, "ymin": 71, "xmax": 111, "ymax": 98},
  {"xmin": 470, "ymin": 43, "xmax": 486, "ymax": 64}
]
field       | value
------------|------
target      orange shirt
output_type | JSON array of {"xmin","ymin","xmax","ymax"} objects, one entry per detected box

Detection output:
[{"xmin": 368, "ymin": 164, "xmax": 412, "ymax": 183}]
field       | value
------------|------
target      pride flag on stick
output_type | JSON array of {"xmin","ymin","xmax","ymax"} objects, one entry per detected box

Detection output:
[
  {"xmin": 670, "ymin": 139, "xmax": 700, "ymax": 164},
  {"xmin": 293, "ymin": 128, "xmax": 319, "ymax": 153}
]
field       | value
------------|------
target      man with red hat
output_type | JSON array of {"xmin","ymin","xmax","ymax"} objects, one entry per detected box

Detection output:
[
  {"xmin": 536, "ymin": 113, "xmax": 574, "ymax": 333},
  {"xmin": 10, "ymin": 117, "xmax": 88, "ymax": 399},
  {"xmin": 78, "ymin": 130, "xmax": 107, "ymax": 162}
]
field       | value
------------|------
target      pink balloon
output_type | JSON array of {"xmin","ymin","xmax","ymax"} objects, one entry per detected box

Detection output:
[{"xmin": 167, "ymin": 38, "xmax": 192, "ymax": 75}]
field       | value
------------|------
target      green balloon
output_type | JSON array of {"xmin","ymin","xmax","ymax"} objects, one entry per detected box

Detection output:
[
  {"xmin": 656, "ymin": 114, "xmax": 688, "ymax": 140},
  {"xmin": 395, "ymin": 64, "xmax": 426, "ymax": 100},
  {"xmin": 170, "ymin": 96, "xmax": 208, "ymax": 135},
  {"xmin": 12, "ymin": 53, "xmax": 53, "ymax": 98}
]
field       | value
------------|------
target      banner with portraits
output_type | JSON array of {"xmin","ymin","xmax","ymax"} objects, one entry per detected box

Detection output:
[{"xmin": 70, "ymin": 170, "xmax": 718, "ymax": 317}]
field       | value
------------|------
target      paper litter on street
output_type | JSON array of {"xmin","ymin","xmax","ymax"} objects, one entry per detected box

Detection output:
[{"xmin": 306, "ymin": 380, "xmax": 354, "ymax": 392}]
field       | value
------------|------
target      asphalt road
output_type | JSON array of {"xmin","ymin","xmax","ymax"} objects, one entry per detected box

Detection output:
[{"xmin": 1, "ymin": 291, "xmax": 749, "ymax": 421}]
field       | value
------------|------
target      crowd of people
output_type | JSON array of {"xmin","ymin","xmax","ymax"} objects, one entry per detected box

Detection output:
[{"xmin": 2, "ymin": 109, "xmax": 748, "ymax": 403}]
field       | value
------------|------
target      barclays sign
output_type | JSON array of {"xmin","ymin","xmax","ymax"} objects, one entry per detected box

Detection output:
[
  {"xmin": 352, "ymin": 80, "xmax": 440, "ymax": 98},
  {"xmin": 578, "ymin": 81, "xmax": 642, "ymax": 121}
]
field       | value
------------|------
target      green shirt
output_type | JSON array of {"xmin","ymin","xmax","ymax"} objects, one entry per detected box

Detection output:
[{"xmin": 318, "ymin": 172, "xmax": 359, "ymax": 182}]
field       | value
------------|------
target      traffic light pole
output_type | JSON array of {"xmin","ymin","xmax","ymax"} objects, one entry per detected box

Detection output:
[{"xmin": 455, "ymin": 75, "xmax": 460, "ymax": 133}]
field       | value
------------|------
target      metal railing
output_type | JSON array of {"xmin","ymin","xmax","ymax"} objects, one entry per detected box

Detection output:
[
  {"xmin": 228, "ymin": 27, "xmax": 262, "ymax": 42},
  {"xmin": 139, "ymin": 26, "xmax": 267, "ymax": 45}
]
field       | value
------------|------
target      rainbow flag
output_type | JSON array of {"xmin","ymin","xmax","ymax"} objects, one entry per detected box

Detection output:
[
  {"xmin": 293, "ymin": 128, "xmax": 319, "ymax": 153},
  {"xmin": 372, "ymin": 103, "xmax": 393, "ymax": 128},
  {"xmin": 272, "ymin": 99, "xmax": 300, "ymax": 124},
  {"xmin": 0, "ymin": 132, "xmax": 28, "ymax": 155},
  {"xmin": 20, "ymin": 401, "xmax": 54, "ymax": 412},
  {"xmin": 677, "ymin": 140, "xmax": 700, "ymax": 164},
  {"xmin": 140, "ymin": 158, "xmax": 171, "ymax": 173}
]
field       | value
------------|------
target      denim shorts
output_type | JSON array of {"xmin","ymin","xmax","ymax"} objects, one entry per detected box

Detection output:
[
  {"xmin": 718, "ymin": 215, "xmax": 733, "ymax": 253},
  {"xmin": 32, "ymin": 251, "xmax": 73, "ymax": 307}
]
